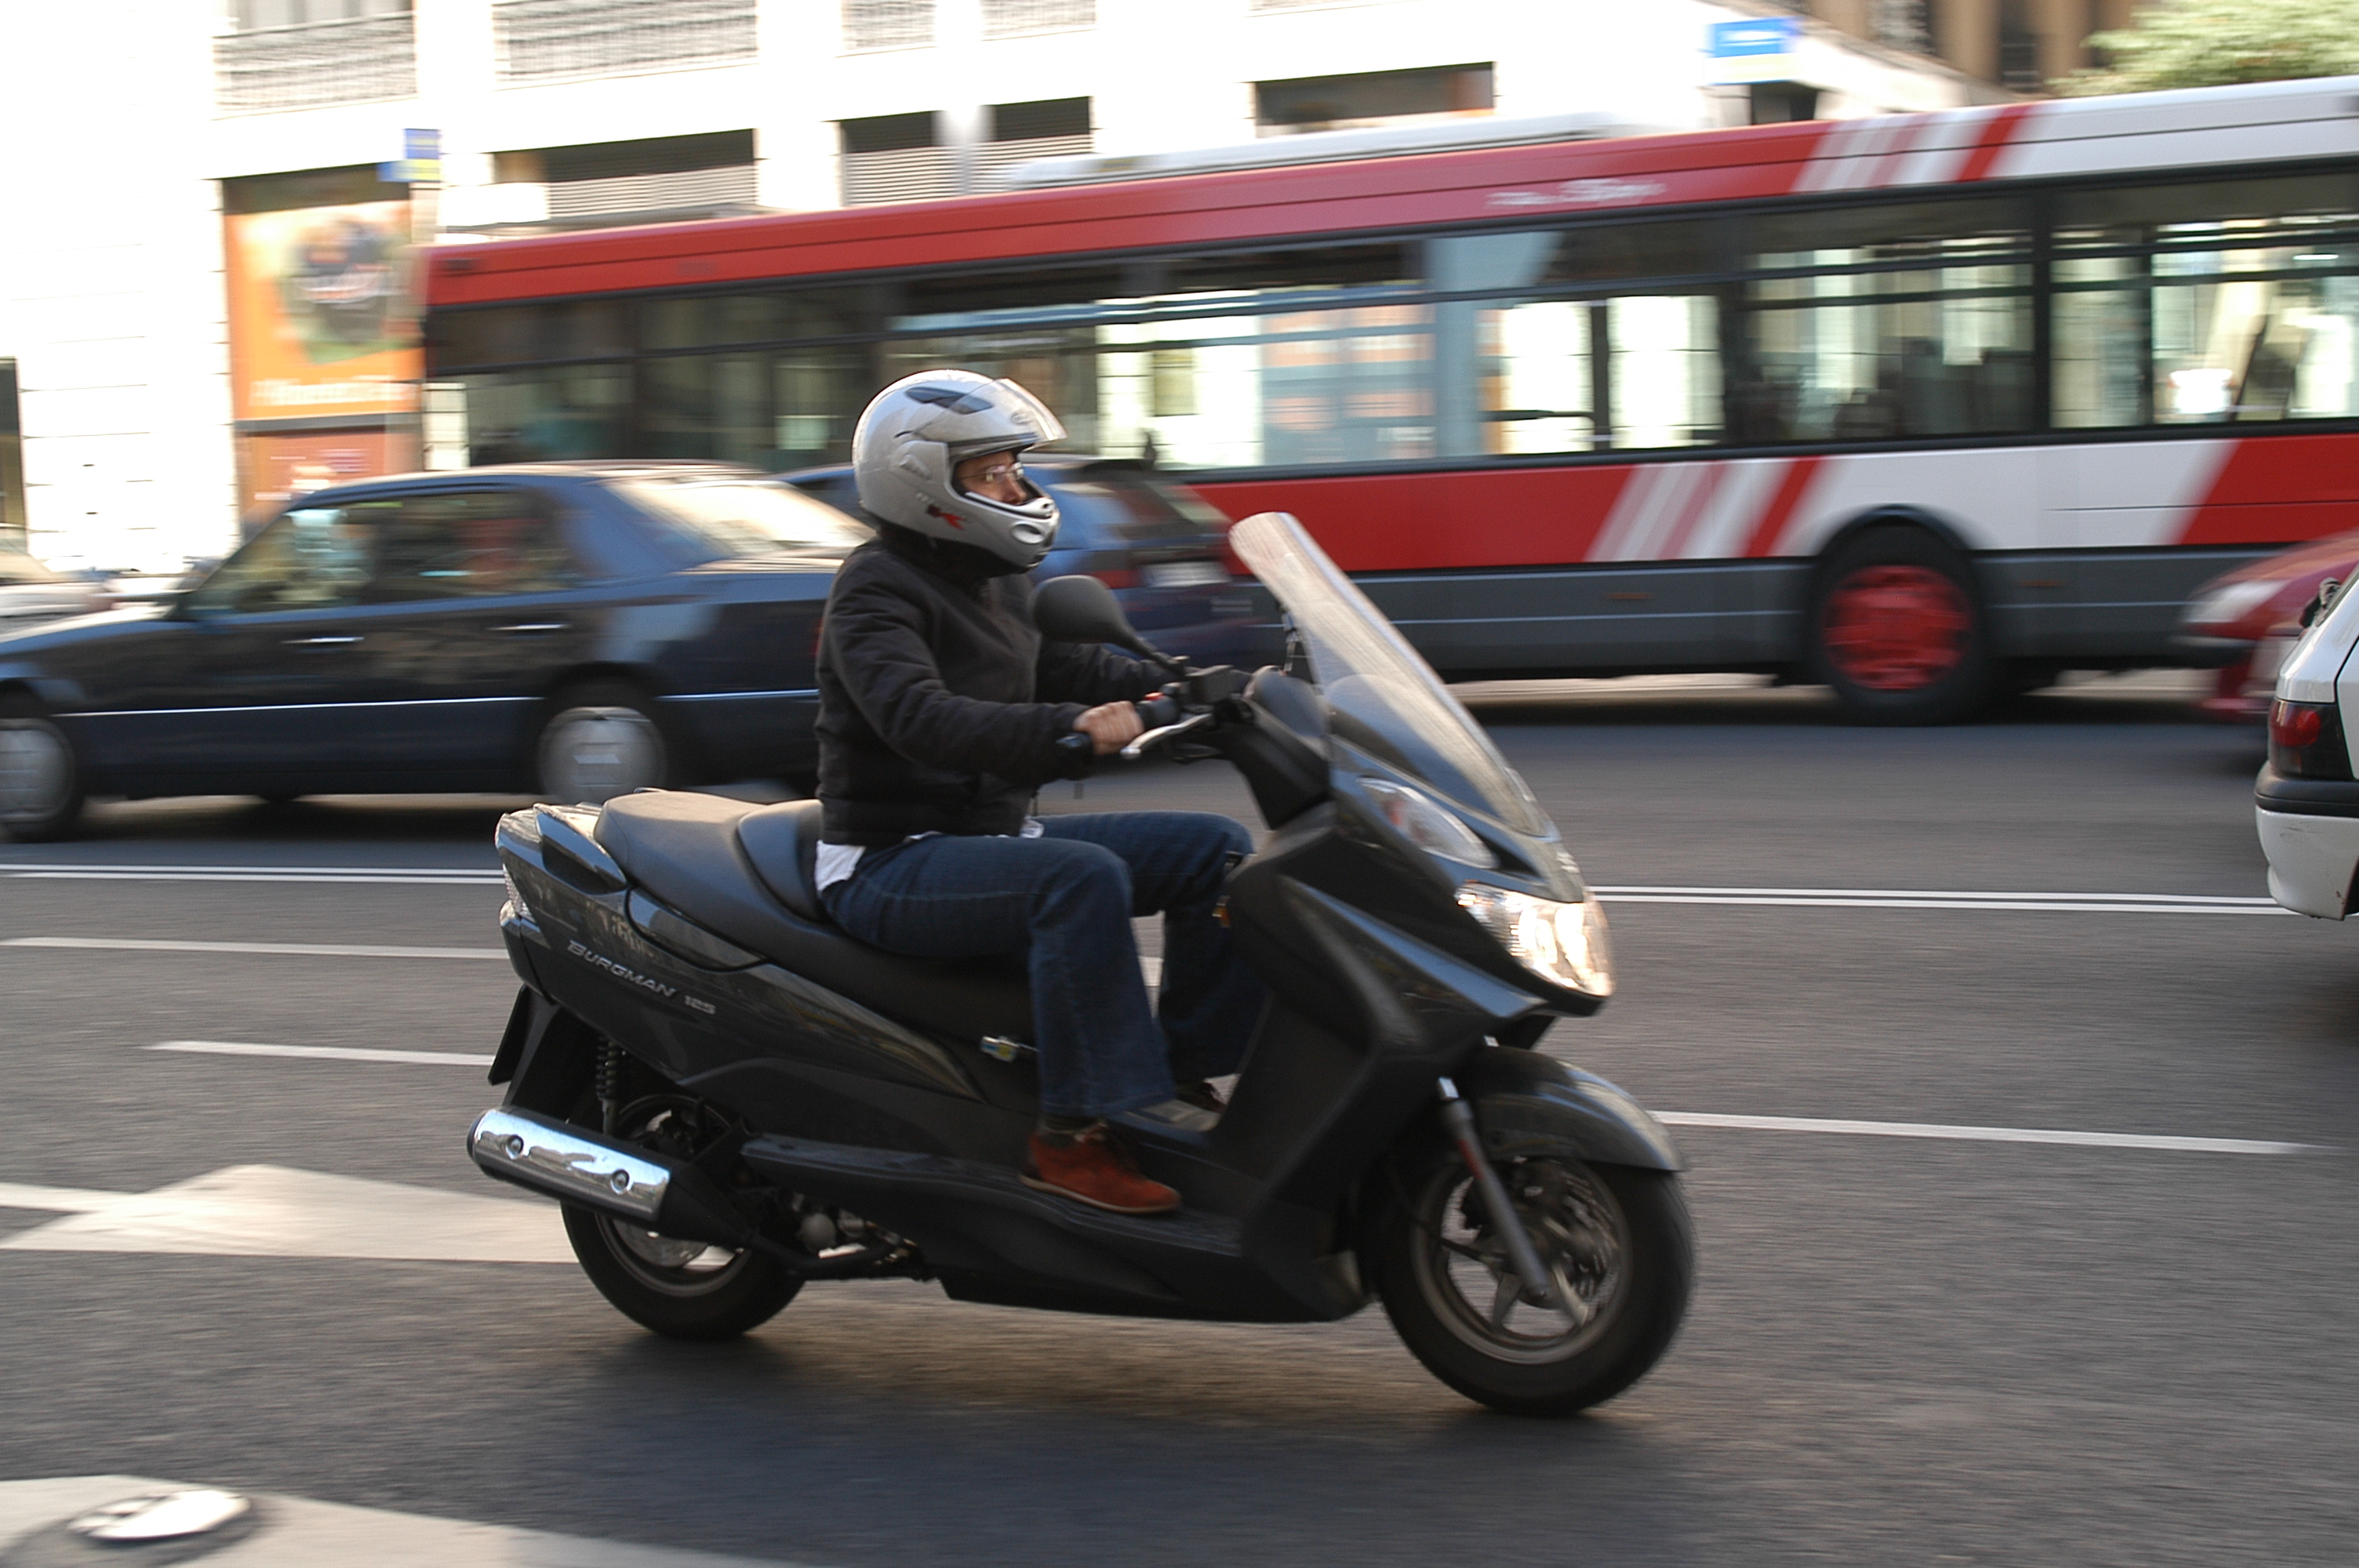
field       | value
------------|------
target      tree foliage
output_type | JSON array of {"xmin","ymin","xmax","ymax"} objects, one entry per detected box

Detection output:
[{"xmin": 2055, "ymin": 0, "xmax": 2359, "ymax": 95}]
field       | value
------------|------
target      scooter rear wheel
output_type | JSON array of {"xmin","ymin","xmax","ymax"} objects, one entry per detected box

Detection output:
[
  {"xmin": 562, "ymin": 1096, "xmax": 802, "ymax": 1341},
  {"xmin": 1369, "ymin": 1147, "xmax": 1692, "ymax": 1416}
]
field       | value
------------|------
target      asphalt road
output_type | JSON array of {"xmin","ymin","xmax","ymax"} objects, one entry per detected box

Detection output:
[{"xmin": 2, "ymin": 675, "xmax": 2352, "ymax": 1566}]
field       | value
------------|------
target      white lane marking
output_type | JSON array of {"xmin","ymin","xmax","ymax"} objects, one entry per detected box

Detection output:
[
  {"xmin": 3, "ymin": 937, "xmax": 504, "ymax": 959},
  {"xmin": 1595, "ymin": 885, "xmax": 2286, "ymax": 916},
  {"xmin": 0, "ymin": 1476, "xmax": 817, "ymax": 1567},
  {"xmin": 11, "ymin": 872, "xmax": 502, "ymax": 885},
  {"xmin": 1657, "ymin": 1112, "xmax": 2317, "ymax": 1155},
  {"xmin": 151, "ymin": 1040, "xmax": 495, "ymax": 1066},
  {"xmin": 0, "ymin": 862, "xmax": 497, "ymax": 872},
  {"xmin": 0, "ymin": 1164, "xmax": 571, "ymax": 1263}
]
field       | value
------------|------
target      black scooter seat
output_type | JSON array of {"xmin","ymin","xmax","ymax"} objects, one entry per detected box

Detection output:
[{"xmin": 594, "ymin": 791, "xmax": 1034, "ymax": 1044}]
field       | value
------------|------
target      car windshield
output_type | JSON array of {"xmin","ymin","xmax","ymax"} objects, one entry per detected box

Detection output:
[
  {"xmin": 614, "ymin": 478, "xmax": 867, "ymax": 560},
  {"xmin": 1230, "ymin": 511, "xmax": 1551, "ymax": 838}
]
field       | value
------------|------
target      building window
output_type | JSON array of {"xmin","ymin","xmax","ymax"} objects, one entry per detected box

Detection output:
[
  {"xmin": 982, "ymin": 0, "xmax": 1093, "ymax": 36},
  {"xmin": 979, "ymin": 98, "xmax": 1093, "ymax": 187},
  {"xmin": 844, "ymin": 0, "xmax": 933, "ymax": 50},
  {"xmin": 1750, "ymin": 82, "xmax": 1819, "ymax": 124},
  {"xmin": 1254, "ymin": 64, "xmax": 1492, "ymax": 136},
  {"xmin": 492, "ymin": 132, "xmax": 758, "ymax": 224},
  {"xmin": 840, "ymin": 112, "xmax": 953, "ymax": 205},
  {"xmin": 494, "ymin": 0, "xmax": 756, "ymax": 82},
  {"xmin": 213, "ymin": 1, "xmax": 415, "ymax": 116}
]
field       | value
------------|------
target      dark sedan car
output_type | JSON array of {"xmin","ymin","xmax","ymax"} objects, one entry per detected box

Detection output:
[
  {"xmin": 780, "ymin": 455, "xmax": 1274, "ymax": 671},
  {"xmin": 0, "ymin": 463, "xmax": 862, "ymax": 840}
]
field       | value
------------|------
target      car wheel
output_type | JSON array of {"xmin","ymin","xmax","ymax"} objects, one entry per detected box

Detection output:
[
  {"xmin": 537, "ymin": 681, "xmax": 668, "ymax": 805},
  {"xmin": 1807, "ymin": 526, "xmax": 1994, "ymax": 726},
  {"xmin": 0, "ymin": 698, "xmax": 85, "ymax": 841}
]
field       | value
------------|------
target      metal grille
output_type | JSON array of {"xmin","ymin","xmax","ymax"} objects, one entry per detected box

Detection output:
[
  {"xmin": 982, "ymin": 0, "xmax": 1093, "ymax": 37},
  {"xmin": 213, "ymin": 13, "xmax": 416, "ymax": 115},
  {"xmin": 496, "ymin": 0, "xmax": 757, "ymax": 82},
  {"xmin": 844, "ymin": 0, "xmax": 933, "ymax": 50},
  {"xmin": 977, "ymin": 132, "xmax": 1093, "ymax": 187},
  {"xmin": 841, "ymin": 147, "xmax": 956, "ymax": 205},
  {"xmin": 545, "ymin": 165, "xmax": 758, "ymax": 218}
]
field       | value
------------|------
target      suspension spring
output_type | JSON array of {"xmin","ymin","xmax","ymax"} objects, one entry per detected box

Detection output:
[{"xmin": 596, "ymin": 1040, "xmax": 625, "ymax": 1135}]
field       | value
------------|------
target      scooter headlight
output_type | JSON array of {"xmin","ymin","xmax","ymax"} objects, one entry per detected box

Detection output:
[{"xmin": 1456, "ymin": 883, "xmax": 1613, "ymax": 999}]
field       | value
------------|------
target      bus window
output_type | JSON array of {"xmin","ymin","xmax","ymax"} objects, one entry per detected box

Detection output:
[
  {"xmin": 433, "ymin": 299, "xmax": 627, "ymax": 368},
  {"xmin": 773, "ymin": 349, "xmax": 865, "ymax": 467},
  {"xmin": 1743, "ymin": 197, "xmax": 2033, "ymax": 442},
  {"xmin": 462, "ymin": 365, "xmax": 631, "ymax": 464},
  {"xmin": 1430, "ymin": 223, "xmax": 1725, "ymax": 456},
  {"xmin": 1612, "ymin": 294, "xmax": 1721, "ymax": 449},
  {"xmin": 2055, "ymin": 175, "xmax": 2359, "ymax": 428},
  {"xmin": 643, "ymin": 354, "xmax": 772, "ymax": 463},
  {"xmin": 637, "ymin": 347, "xmax": 867, "ymax": 469},
  {"xmin": 1093, "ymin": 303, "xmax": 1434, "ymax": 468}
]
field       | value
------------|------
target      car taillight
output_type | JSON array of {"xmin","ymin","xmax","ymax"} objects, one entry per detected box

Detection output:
[
  {"xmin": 1087, "ymin": 568, "xmax": 1139, "ymax": 590},
  {"xmin": 2270, "ymin": 699, "xmax": 2353, "ymax": 778}
]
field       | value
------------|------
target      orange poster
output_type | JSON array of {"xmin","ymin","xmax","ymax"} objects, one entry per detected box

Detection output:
[{"xmin": 224, "ymin": 200, "xmax": 420, "ymax": 422}]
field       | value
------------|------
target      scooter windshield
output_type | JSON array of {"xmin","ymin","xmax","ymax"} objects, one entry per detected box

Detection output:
[{"xmin": 1230, "ymin": 512, "xmax": 1550, "ymax": 839}]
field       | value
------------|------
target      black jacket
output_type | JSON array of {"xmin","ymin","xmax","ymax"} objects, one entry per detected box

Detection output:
[{"xmin": 815, "ymin": 524, "xmax": 1160, "ymax": 844}]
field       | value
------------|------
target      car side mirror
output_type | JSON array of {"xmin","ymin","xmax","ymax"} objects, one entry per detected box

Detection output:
[{"xmin": 1034, "ymin": 574, "xmax": 1171, "ymax": 666}]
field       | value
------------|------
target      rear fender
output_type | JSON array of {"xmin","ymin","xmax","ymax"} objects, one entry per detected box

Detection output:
[
  {"xmin": 500, "ymin": 986, "xmax": 602, "ymax": 1117},
  {"xmin": 1456, "ymin": 1046, "xmax": 1684, "ymax": 1172}
]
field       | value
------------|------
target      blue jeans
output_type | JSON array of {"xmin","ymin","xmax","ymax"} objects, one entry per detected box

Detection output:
[{"xmin": 818, "ymin": 812, "xmax": 1265, "ymax": 1118}]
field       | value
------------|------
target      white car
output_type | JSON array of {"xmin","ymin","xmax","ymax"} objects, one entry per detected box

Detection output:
[{"xmin": 2256, "ymin": 579, "xmax": 2359, "ymax": 916}]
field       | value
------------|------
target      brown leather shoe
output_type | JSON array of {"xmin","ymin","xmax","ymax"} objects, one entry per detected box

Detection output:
[{"xmin": 1023, "ymin": 1123, "xmax": 1180, "ymax": 1214}]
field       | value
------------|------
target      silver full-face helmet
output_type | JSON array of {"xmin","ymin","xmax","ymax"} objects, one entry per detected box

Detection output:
[{"xmin": 852, "ymin": 370, "xmax": 1066, "ymax": 569}]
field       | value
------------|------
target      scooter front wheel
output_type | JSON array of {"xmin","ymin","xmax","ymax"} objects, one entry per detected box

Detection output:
[
  {"xmin": 1369, "ymin": 1147, "xmax": 1692, "ymax": 1416},
  {"xmin": 562, "ymin": 1095, "xmax": 802, "ymax": 1341}
]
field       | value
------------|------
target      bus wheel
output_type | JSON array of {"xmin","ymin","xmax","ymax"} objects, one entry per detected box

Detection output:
[{"xmin": 1808, "ymin": 528, "xmax": 1992, "ymax": 726}]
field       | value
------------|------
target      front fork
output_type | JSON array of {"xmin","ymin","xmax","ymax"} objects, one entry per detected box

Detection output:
[{"xmin": 1435, "ymin": 1076, "xmax": 1572, "ymax": 1316}]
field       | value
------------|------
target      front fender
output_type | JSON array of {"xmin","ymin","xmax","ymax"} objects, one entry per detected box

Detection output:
[{"xmin": 1457, "ymin": 1046, "xmax": 1684, "ymax": 1172}]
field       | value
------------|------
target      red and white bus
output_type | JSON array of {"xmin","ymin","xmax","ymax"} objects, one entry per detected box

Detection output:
[{"xmin": 425, "ymin": 77, "xmax": 2359, "ymax": 721}]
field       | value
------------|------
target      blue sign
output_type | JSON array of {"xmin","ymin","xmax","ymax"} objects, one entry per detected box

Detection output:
[
  {"xmin": 1709, "ymin": 17, "xmax": 1799, "ymax": 57},
  {"xmin": 382, "ymin": 128, "xmax": 442, "ymax": 185}
]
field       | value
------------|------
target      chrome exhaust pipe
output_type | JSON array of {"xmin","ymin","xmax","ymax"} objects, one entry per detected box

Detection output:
[{"xmin": 467, "ymin": 1107, "xmax": 747, "ymax": 1247}]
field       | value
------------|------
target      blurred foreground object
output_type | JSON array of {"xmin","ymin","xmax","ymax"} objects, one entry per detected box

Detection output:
[
  {"xmin": 2175, "ymin": 533, "xmax": 2359, "ymax": 720},
  {"xmin": 2255, "ymin": 568, "xmax": 2359, "ymax": 915}
]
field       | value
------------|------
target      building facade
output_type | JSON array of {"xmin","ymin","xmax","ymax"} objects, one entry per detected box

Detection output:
[{"xmin": 0, "ymin": 0, "xmax": 1992, "ymax": 571}]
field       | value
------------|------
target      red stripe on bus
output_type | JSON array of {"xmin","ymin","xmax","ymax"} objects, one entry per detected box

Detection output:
[
  {"xmin": 1957, "ymin": 104, "xmax": 2037, "ymax": 183},
  {"xmin": 2179, "ymin": 433, "xmax": 2359, "ymax": 546},
  {"xmin": 1190, "ymin": 466, "xmax": 1641, "ymax": 575},
  {"xmin": 1741, "ymin": 457, "xmax": 1826, "ymax": 557}
]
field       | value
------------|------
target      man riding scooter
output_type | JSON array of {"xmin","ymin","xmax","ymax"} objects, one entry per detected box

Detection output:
[{"xmin": 812, "ymin": 371, "xmax": 1267, "ymax": 1215}]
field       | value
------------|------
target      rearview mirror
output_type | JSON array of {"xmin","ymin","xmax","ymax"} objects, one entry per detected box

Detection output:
[{"xmin": 1034, "ymin": 575, "xmax": 1169, "ymax": 665}]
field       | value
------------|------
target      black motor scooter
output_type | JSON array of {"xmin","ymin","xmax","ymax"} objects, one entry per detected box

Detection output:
[{"xmin": 467, "ymin": 511, "xmax": 1691, "ymax": 1415}]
